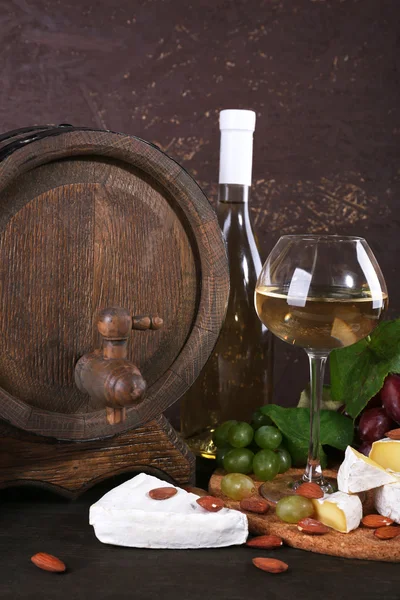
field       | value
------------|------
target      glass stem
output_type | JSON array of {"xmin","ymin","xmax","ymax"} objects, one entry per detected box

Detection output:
[{"xmin": 303, "ymin": 351, "xmax": 328, "ymax": 483}]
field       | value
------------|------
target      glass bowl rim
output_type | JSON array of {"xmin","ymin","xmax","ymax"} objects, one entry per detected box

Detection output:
[{"xmin": 279, "ymin": 234, "xmax": 365, "ymax": 243}]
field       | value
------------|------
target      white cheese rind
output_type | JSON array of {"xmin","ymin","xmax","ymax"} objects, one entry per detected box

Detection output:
[
  {"xmin": 375, "ymin": 477, "xmax": 400, "ymax": 524},
  {"xmin": 337, "ymin": 446, "xmax": 397, "ymax": 493},
  {"xmin": 313, "ymin": 491, "xmax": 362, "ymax": 533},
  {"xmin": 89, "ymin": 473, "xmax": 248, "ymax": 549},
  {"xmin": 371, "ymin": 437, "xmax": 395, "ymax": 446}
]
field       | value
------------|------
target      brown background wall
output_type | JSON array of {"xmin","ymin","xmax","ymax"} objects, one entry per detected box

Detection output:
[{"xmin": 1, "ymin": 0, "xmax": 399, "ymax": 412}]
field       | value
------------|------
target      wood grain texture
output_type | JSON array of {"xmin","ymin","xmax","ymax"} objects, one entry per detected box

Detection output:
[
  {"xmin": 0, "ymin": 0, "xmax": 399, "ymax": 416},
  {"xmin": 0, "ymin": 414, "xmax": 195, "ymax": 497},
  {"xmin": 0, "ymin": 127, "xmax": 229, "ymax": 440},
  {"xmin": 209, "ymin": 469, "xmax": 400, "ymax": 563}
]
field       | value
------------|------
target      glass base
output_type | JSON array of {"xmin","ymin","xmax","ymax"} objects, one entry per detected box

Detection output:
[
  {"xmin": 295, "ymin": 474, "xmax": 336, "ymax": 495},
  {"xmin": 259, "ymin": 474, "xmax": 338, "ymax": 504},
  {"xmin": 182, "ymin": 430, "xmax": 217, "ymax": 459}
]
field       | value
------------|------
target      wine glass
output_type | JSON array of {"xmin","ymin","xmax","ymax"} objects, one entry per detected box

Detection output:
[{"xmin": 254, "ymin": 235, "xmax": 388, "ymax": 499}]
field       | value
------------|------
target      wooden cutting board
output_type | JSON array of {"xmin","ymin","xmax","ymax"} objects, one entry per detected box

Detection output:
[{"xmin": 209, "ymin": 468, "xmax": 400, "ymax": 562}]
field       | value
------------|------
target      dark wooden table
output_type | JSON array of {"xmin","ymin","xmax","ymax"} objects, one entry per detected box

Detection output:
[{"xmin": 1, "ymin": 460, "xmax": 399, "ymax": 600}]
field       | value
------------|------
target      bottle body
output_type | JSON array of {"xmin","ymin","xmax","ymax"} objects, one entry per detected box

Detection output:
[{"xmin": 180, "ymin": 183, "xmax": 274, "ymax": 457}]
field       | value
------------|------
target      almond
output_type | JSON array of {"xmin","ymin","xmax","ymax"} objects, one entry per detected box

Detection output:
[
  {"xmin": 196, "ymin": 496, "xmax": 225, "ymax": 512},
  {"xmin": 297, "ymin": 517, "xmax": 330, "ymax": 535},
  {"xmin": 240, "ymin": 496, "xmax": 269, "ymax": 514},
  {"xmin": 182, "ymin": 485, "xmax": 208, "ymax": 497},
  {"xmin": 385, "ymin": 428, "xmax": 400, "ymax": 440},
  {"xmin": 246, "ymin": 535, "xmax": 283, "ymax": 549},
  {"xmin": 374, "ymin": 526, "xmax": 400, "ymax": 540},
  {"xmin": 252, "ymin": 557, "xmax": 288, "ymax": 573},
  {"xmin": 148, "ymin": 487, "xmax": 177, "ymax": 500},
  {"xmin": 31, "ymin": 552, "xmax": 66, "ymax": 573},
  {"xmin": 295, "ymin": 482, "xmax": 324, "ymax": 499},
  {"xmin": 362, "ymin": 514, "xmax": 394, "ymax": 528}
]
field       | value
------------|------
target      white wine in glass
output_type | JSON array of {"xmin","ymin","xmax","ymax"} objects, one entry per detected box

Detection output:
[
  {"xmin": 254, "ymin": 235, "xmax": 387, "ymax": 499},
  {"xmin": 255, "ymin": 285, "xmax": 387, "ymax": 352}
]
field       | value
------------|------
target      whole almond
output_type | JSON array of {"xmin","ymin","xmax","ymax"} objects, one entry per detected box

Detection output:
[
  {"xmin": 252, "ymin": 557, "xmax": 288, "ymax": 574},
  {"xmin": 295, "ymin": 482, "xmax": 324, "ymax": 499},
  {"xmin": 385, "ymin": 428, "xmax": 400, "ymax": 440},
  {"xmin": 362, "ymin": 514, "xmax": 394, "ymax": 528},
  {"xmin": 31, "ymin": 553, "xmax": 66, "ymax": 573},
  {"xmin": 374, "ymin": 526, "xmax": 400, "ymax": 540},
  {"xmin": 246, "ymin": 535, "xmax": 283, "ymax": 549},
  {"xmin": 196, "ymin": 496, "xmax": 225, "ymax": 512},
  {"xmin": 148, "ymin": 487, "xmax": 177, "ymax": 500},
  {"xmin": 182, "ymin": 485, "xmax": 208, "ymax": 497},
  {"xmin": 240, "ymin": 496, "xmax": 269, "ymax": 514},
  {"xmin": 297, "ymin": 517, "xmax": 330, "ymax": 535}
]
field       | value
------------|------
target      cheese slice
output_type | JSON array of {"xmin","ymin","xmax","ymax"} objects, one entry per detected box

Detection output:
[
  {"xmin": 370, "ymin": 438, "xmax": 400, "ymax": 472},
  {"xmin": 89, "ymin": 473, "xmax": 248, "ymax": 549},
  {"xmin": 375, "ymin": 475, "xmax": 400, "ymax": 524},
  {"xmin": 337, "ymin": 446, "xmax": 397, "ymax": 493},
  {"xmin": 312, "ymin": 491, "xmax": 362, "ymax": 533}
]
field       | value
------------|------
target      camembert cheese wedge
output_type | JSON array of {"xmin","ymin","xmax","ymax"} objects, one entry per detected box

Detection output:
[
  {"xmin": 337, "ymin": 446, "xmax": 397, "ymax": 493},
  {"xmin": 370, "ymin": 438, "xmax": 400, "ymax": 472},
  {"xmin": 89, "ymin": 473, "xmax": 249, "ymax": 549},
  {"xmin": 375, "ymin": 476, "xmax": 400, "ymax": 524},
  {"xmin": 312, "ymin": 491, "xmax": 362, "ymax": 533}
]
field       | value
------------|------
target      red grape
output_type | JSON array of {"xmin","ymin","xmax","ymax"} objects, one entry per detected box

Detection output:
[
  {"xmin": 366, "ymin": 393, "xmax": 382, "ymax": 410},
  {"xmin": 358, "ymin": 441, "xmax": 372, "ymax": 457},
  {"xmin": 381, "ymin": 374, "xmax": 400, "ymax": 425},
  {"xmin": 358, "ymin": 407, "xmax": 395, "ymax": 442}
]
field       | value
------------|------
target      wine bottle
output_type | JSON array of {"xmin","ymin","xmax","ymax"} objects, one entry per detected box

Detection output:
[{"xmin": 180, "ymin": 109, "xmax": 274, "ymax": 457}]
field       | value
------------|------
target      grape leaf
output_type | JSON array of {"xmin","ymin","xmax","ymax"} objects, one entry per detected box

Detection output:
[
  {"xmin": 330, "ymin": 319, "xmax": 400, "ymax": 419},
  {"xmin": 368, "ymin": 320, "xmax": 400, "ymax": 369},
  {"xmin": 259, "ymin": 405, "xmax": 353, "ymax": 468},
  {"xmin": 297, "ymin": 384, "xmax": 344, "ymax": 411},
  {"xmin": 319, "ymin": 409, "xmax": 355, "ymax": 450}
]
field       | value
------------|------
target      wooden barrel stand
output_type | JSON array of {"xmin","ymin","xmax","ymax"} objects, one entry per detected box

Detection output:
[{"xmin": 0, "ymin": 416, "xmax": 195, "ymax": 498}]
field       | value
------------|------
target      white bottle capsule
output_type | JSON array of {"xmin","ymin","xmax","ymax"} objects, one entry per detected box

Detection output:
[{"xmin": 218, "ymin": 109, "xmax": 256, "ymax": 187}]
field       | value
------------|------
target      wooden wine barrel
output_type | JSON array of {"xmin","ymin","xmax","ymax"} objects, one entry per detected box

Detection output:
[{"xmin": 0, "ymin": 125, "xmax": 229, "ymax": 442}]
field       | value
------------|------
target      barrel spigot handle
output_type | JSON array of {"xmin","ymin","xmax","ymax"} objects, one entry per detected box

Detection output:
[{"xmin": 75, "ymin": 307, "xmax": 163, "ymax": 424}]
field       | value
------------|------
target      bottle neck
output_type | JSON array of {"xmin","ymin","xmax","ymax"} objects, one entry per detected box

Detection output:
[
  {"xmin": 218, "ymin": 184, "xmax": 250, "ymax": 204},
  {"xmin": 216, "ymin": 186, "xmax": 262, "ymax": 276}
]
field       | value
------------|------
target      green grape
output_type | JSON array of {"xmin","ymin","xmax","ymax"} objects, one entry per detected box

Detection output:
[
  {"xmin": 253, "ymin": 449, "xmax": 280, "ymax": 481},
  {"xmin": 276, "ymin": 448, "xmax": 292, "ymax": 474},
  {"xmin": 221, "ymin": 473, "xmax": 256, "ymax": 500},
  {"xmin": 251, "ymin": 409, "xmax": 273, "ymax": 430},
  {"xmin": 216, "ymin": 447, "xmax": 231, "ymax": 468},
  {"xmin": 212, "ymin": 420, "xmax": 238, "ymax": 447},
  {"xmin": 223, "ymin": 448, "xmax": 254, "ymax": 474},
  {"xmin": 276, "ymin": 495, "xmax": 314, "ymax": 523},
  {"xmin": 228, "ymin": 422, "xmax": 254, "ymax": 448},
  {"xmin": 254, "ymin": 426, "xmax": 282, "ymax": 450}
]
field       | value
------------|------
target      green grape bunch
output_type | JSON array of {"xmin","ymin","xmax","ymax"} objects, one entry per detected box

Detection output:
[{"xmin": 212, "ymin": 408, "xmax": 293, "ymax": 485}]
